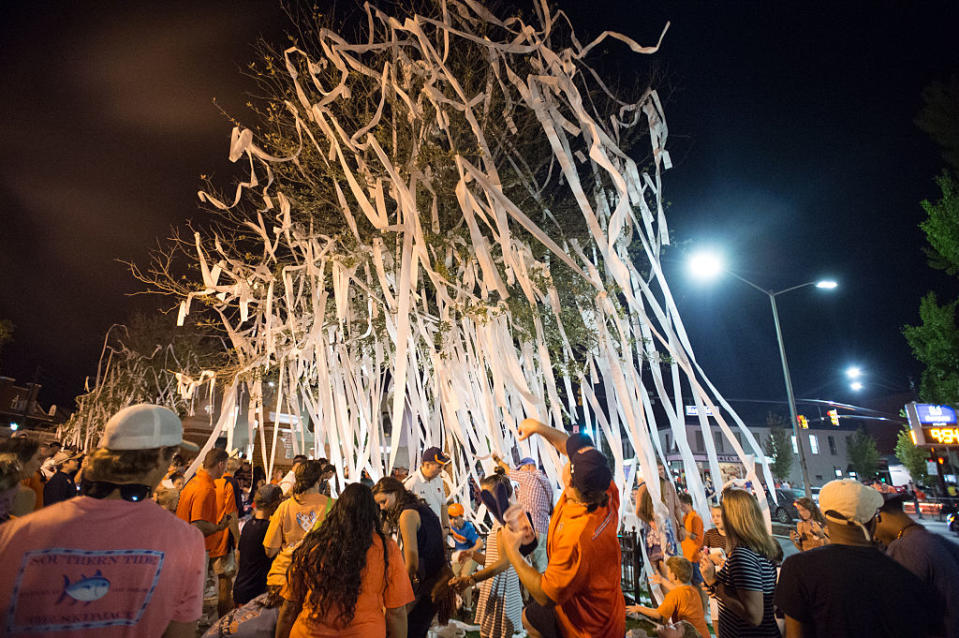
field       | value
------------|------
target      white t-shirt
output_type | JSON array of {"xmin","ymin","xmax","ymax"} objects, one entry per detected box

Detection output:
[{"xmin": 404, "ymin": 469, "xmax": 446, "ymax": 521}]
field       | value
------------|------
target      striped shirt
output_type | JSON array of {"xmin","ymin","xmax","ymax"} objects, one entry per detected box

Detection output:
[
  {"xmin": 716, "ymin": 545, "xmax": 780, "ymax": 638},
  {"xmin": 508, "ymin": 468, "xmax": 553, "ymax": 534}
]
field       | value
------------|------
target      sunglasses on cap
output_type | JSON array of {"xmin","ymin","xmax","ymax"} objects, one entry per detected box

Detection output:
[{"xmin": 81, "ymin": 481, "xmax": 153, "ymax": 502}]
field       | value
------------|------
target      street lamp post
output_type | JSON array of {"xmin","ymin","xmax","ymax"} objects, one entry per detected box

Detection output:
[{"xmin": 689, "ymin": 253, "xmax": 837, "ymax": 499}]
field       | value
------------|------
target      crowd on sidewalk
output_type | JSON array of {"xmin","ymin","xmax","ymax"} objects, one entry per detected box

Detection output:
[{"xmin": 1, "ymin": 405, "xmax": 958, "ymax": 638}]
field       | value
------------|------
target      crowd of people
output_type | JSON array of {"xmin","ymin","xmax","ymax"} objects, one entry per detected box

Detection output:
[{"xmin": 1, "ymin": 404, "xmax": 958, "ymax": 638}]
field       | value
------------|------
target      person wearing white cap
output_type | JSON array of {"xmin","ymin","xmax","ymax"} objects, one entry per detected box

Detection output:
[
  {"xmin": 0, "ymin": 403, "xmax": 207, "ymax": 638},
  {"xmin": 775, "ymin": 479, "xmax": 938, "ymax": 638},
  {"xmin": 42, "ymin": 449, "xmax": 82, "ymax": 506}
]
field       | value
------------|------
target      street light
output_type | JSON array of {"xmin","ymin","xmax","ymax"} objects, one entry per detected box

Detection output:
[
  {"xmin": 688, "ymin": 250, "xmax": 838, "ymax": 498},
  {"xmin": 846, "ymin": 366, "xmax": 862, "ymax": 379},
  {"xmin": 850, "ymin": 381, "xmax": 864, "ymax": 391}
]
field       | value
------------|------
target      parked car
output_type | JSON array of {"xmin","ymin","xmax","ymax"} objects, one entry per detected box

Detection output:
[{"xmin": 767, "ymin": 488, "xmax": 801, "ymax": 524}]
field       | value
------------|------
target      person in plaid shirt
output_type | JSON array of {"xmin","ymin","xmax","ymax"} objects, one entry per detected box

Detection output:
[{"xmin": 493, "ymin": 454, "xmax": 553, "ymax": 572}]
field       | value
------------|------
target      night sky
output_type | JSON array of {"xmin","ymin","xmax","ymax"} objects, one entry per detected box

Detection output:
[{"xmin": 2, "ymin": 1, "xmax": 958, "ymax": 413}]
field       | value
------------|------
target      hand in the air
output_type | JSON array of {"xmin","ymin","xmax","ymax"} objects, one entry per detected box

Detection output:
[{"xmin": 517, "ymin": 418, "xmax": 545, "ymax": 441}]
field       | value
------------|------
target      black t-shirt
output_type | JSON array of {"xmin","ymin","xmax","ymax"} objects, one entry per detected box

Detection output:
[
  {"xmin": 775, "ymin": 543, "xmax": 938, "ymax": 638},
  {"xmin": 43, "ymin": 471, "xmax": 77, "ymax": 506},
  {"xmin": 233, "ymin": 518, "xmax": 275, "ymax": 605}
]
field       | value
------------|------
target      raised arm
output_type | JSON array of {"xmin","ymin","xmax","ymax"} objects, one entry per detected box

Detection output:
[{"xmin": 517, "ymin": 418, "xmax": 569, "ymax": 458}]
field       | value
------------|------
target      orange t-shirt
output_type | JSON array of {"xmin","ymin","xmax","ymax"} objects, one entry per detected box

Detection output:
[
  {"xmin": 211, "ymin": 474, "xmax": 239, "ymax": 558},
  {"xmin": 542, "ymin": 481, "xmax": 625, "ymax": 638},
  {"xmin": 264, "ymin": 492, "xmax": 332, "ymax": 552},
  {"xmin": 20, "ymin": 472, "xmax": 44, "ymax": 511},
  {"xmin": 658, "ymin": 584, "xmax": 710, "ymax": 638},
  {"xmin": 281, "ymin": 533, "xmax": 415, "ymax": 637},
  {"xmin": 681, "ymin": 510, "xmax": 704, "ymax": 561},
  {"xmin": 176, "ymin": 468, "xmax": 218, "ymax": 552}
]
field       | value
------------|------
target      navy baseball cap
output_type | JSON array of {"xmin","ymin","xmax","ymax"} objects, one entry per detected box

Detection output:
[
  {"xmin": 566, "ymin": 434, "xmax": 612, "ymax": 493},
  {"xmin": 517, "ymin": 457, "xmax": 537, "ymax": 468},
  {"xmin": 422, "ymin": 446, "xmax": 451, "ymax": 465}
]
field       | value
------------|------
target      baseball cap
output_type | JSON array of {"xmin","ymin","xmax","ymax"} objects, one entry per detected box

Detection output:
[
  {"xmin": 820, "ymin": 479, "xmax": 883, "ymax": 526},
  {"xmin": 448, "ymin": 502, "xmax": 465, "ymax": 517},
  {"xmin": 50, "ymin": 450, "xmax": 82, "ymax": 466},
  {"xmin": 566, "ymin": 433, "xmax": 612, "ymax": 493},
  {"xmin": 100, "ymin": 404, "xmax": 199, "ymax": 453},
  {"xmin": 422, "ymin": 446, "xmax": 450, "ymax": 465},
  {"xmin": 517, "ymin": 457, "xmax": 537, "ymax": 468}
]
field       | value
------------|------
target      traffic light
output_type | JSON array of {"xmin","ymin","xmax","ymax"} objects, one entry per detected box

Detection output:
[
  {"xmin": 827, "ymin": 409, "xmax": 839, "ymax": 426},
  {"xmin": 798, "ymin": 415, "xmax": 809, "ymax": 429}
]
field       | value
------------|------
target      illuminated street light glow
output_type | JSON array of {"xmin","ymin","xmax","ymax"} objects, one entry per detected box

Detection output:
[
  {"xmin": 850, "ymin": 381, "xmax": 864, "ymax": 391},
  {"xmin": 688, "ymin": 251, "xmax": 724, "ymax": 281},
  {"xmin": 846, "ymin": 366, "xmax": 862, "ymax": 379},
  {"xmin": 815, "ymin": 280, "xmax": 838, "ymax": 289}
]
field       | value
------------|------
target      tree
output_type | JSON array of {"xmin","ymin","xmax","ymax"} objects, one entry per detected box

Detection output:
[
  {"xmin": 846, "ymin": 428, "xmax": 880, "ymax": 479},
  {"xmin": 904, "ymin": 75, "xmax": 959, "ymax": 403},
  {"xmin": 894, "ymin": 428, "xmax": 929, "ymax": 486},
  {"xmin": 903, "ymin": 292, "xmax": 959, "ymax": 405},
  {"xmin": 764, "ymin": 412, "xmax": 793, "ymax": 482}
]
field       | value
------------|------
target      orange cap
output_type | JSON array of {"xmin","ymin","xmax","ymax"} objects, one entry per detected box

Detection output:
[{"xmin": 448, "ymin": 503, "xmax": 464, "ymax": 517}]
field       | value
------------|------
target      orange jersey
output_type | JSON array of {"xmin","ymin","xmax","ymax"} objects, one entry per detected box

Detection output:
[
  {"xmin": 681, "ymin": 510, "xmax": 704, "ymax": 561},
  {"xmin": 542, "ymin": 481, "xmax": 625, "ymax": 638},
  {"xmin": 176, "ymin": 468, "xmax": 218, "ymax": 552}
]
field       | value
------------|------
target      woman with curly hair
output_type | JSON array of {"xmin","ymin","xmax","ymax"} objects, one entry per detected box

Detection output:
[
  {"xmin": 789, "ymin": 496, "xmax": 828, "ymax": 551},
  {"xmin": 276, "ymin": 483, "xmax": 414, "ymax": 638},
  {"xmin": 263, "ymin": 460, "xmax": 332, "ymax": 557},
  {"xmin": 373, "ymin": 476, "xmax": 447, "ymax": 638}
]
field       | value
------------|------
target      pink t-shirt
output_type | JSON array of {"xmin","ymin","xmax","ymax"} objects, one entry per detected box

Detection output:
[{"xmin": 0, "ymin": 495, "xmax": 205, "ymax": 637}]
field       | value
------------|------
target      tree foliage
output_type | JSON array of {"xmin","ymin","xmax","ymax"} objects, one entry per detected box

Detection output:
[
  {"xmin": 917, "ymin": 75, "xmax": 959, "ymax": 171},
  {"xmin": 904, "ymin": 75, "xmax": 959, "ymax": 402},
  {"xmin": 894, "ymin": 428, "xmax": 929, "ymax": 486},
  {"xmin": 63, "ymin": 314, "xmax": 230, "ymax": 449},
  {"xmin": 764, "ymin": 412, "xmax": 793, "ymax": 481},
  {"xmin": 846, "ymin": 428, "xmax": 880, "ymax": 479},
  {"xmin": 903, "ymin": 292, "xmax": 959, "ymax": 405}
]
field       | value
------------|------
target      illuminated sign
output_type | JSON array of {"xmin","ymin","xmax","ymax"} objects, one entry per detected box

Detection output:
[
  {"xmin": 685, "ymin": 405, "xmax": 714, "ymax": 417},
  {"xmin": 905, "ymin": 402, "xmax": 959, "ymax": 447},
  {"xmin": 915, "ymin": 404, "xmax": 957, "ymax": 425},
  {"xmin": 925, "ymin": 427, "xmax": 959, "ymax": 445}
]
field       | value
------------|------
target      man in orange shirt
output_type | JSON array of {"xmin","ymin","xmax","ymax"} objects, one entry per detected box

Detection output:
[
  {"xmin": 176, "ymin": 448, "xmax": 230, "ymax": 620},
  {"xmin": 500, "ymin": 419, "xmax": 624, "ymax": 638},
  {"xmin": 678, "ymin": 493, "xmax": 706, "ymax": 581},
  {"xmin": 212, "ymin": 457, "xmax": 241, "ymax": 615}
]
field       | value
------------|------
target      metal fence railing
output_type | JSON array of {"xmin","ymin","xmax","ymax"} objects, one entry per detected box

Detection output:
[{"xmin": 619, "ymin": 527, "xmax": 647, "ymax": 603}]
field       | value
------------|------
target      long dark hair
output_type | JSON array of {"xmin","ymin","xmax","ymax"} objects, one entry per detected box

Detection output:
[
  {"xmin": 293, "ymin": 460, "xmax": 325, "ymax": 502},
  {"xmin": 480, "ymin": 467, "xmax": 513, "ymax": 495},
  {"xmin": 288, "ymin": 483, "xmax": 389, "ymax": 627},
  {"xmin": 371, "ymin": 476, "xmax": 423, "ymax": 532}
]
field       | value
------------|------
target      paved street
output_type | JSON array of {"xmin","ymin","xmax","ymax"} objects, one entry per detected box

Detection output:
[{"xmin": 772, "ymin": 513, "xmax": 959, "ymax": 557}]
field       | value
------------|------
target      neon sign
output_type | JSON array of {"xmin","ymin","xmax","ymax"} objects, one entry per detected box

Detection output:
[{"xmin": 925, "ymin": 427, "xmax": 959, "ymax": 445}]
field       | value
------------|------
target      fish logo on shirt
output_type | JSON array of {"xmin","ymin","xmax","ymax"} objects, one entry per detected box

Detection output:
[
  {"xmin": 296, "ymin": 511, "xmax": 318, "ymax": 532},
  {"xmin": 57, "ymin": 570, "xmax": 110, "ymax": 605}
]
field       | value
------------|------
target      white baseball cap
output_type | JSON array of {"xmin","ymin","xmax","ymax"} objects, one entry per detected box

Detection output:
[
  {"xmin": 101, "ymin": 404, "xmax": 199, "ymax": 453},
  {"xmin": 820, "ymin": 479, "xmax": 883, "ymax": 526}
]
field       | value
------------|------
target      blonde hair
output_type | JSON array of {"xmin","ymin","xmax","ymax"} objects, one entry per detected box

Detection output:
[{"xmin": 721, "ymin": 488, "xmax": 782, "ymax": 561}]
